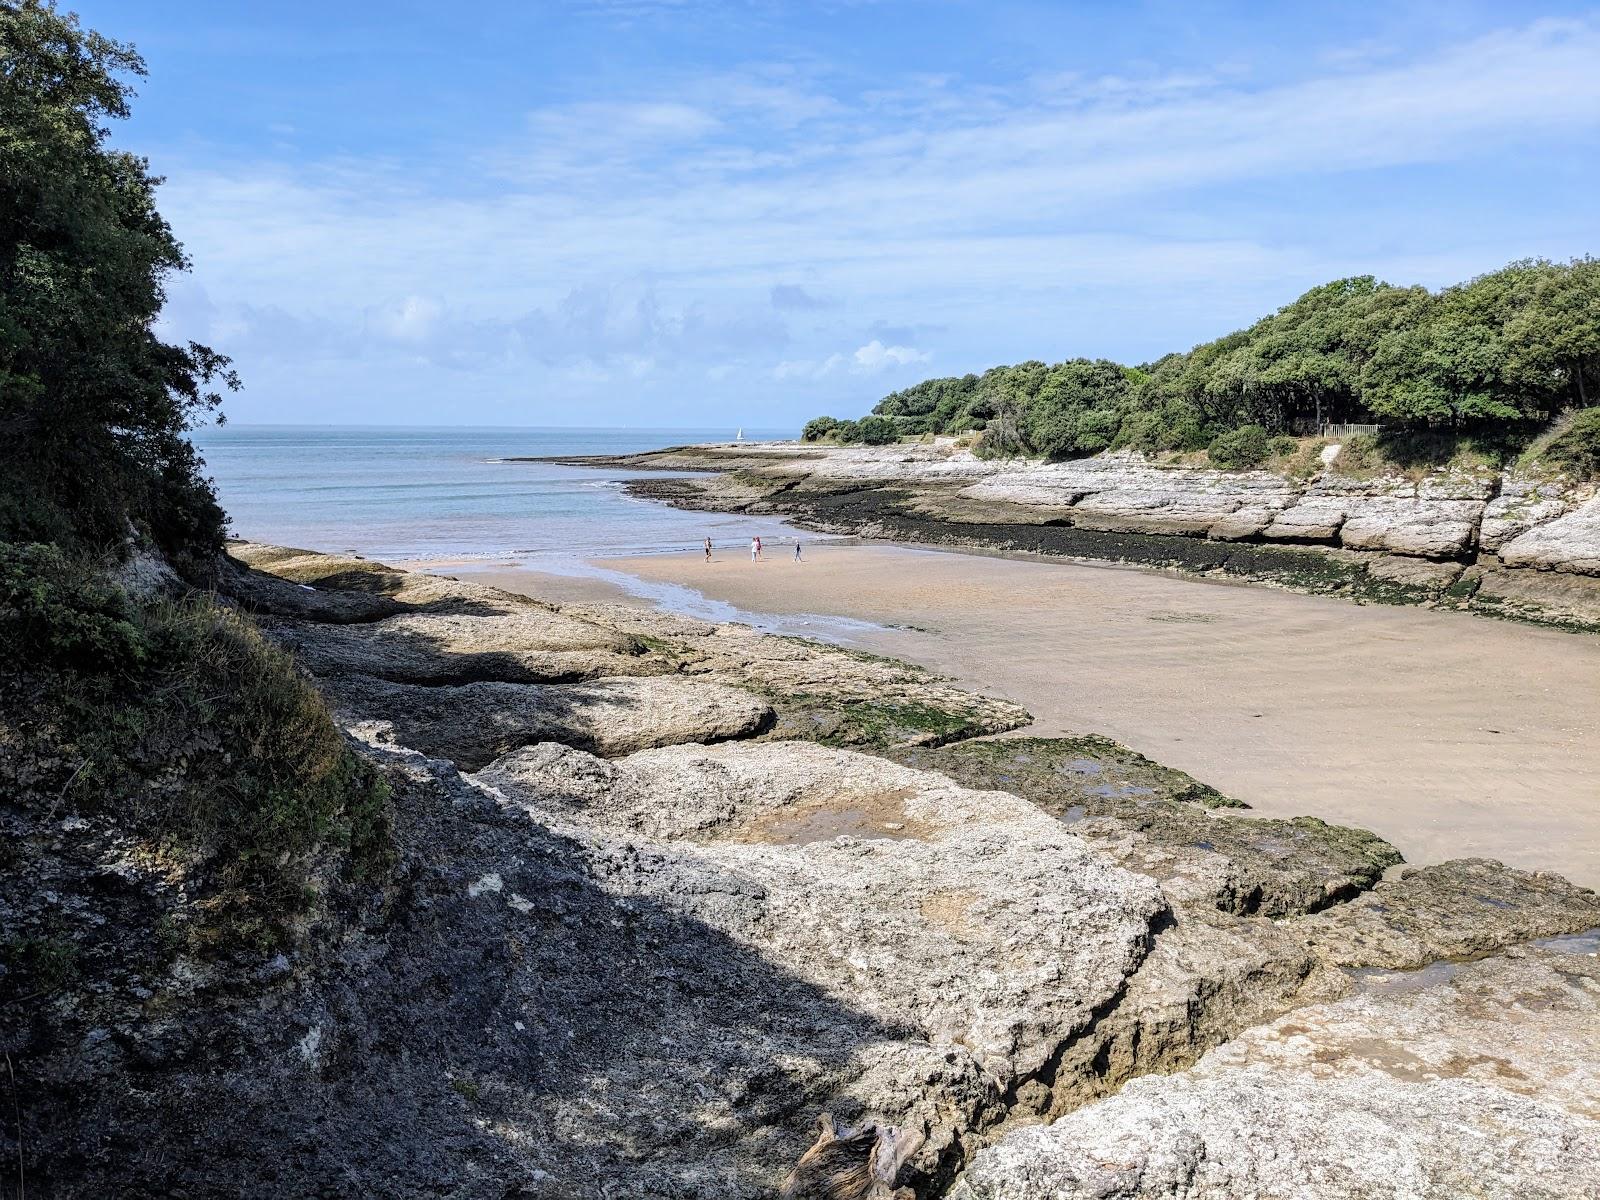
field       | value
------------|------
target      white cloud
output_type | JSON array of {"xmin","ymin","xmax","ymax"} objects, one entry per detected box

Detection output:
[
  {"xmin": 773, "ymin": 341, "xmax": 928, "ymax": 380},
  {"xmin": 148, "ymin": 15, "xmax": 1600, "ymax": 423},
  {"xmin": 852, "ymin": 340, "xmax": 929, "ymax": 371}
]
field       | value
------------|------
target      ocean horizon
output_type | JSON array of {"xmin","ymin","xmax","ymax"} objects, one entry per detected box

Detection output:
[{"xmin": 190, "ymin": 423, "xmax": 808, "ymax": 563}]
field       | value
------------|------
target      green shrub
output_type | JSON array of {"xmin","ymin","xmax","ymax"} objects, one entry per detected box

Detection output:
[
  {"xmin": 1540, "ymin": 407, "xmax": 1600, "ymax": 479},
  {"xmin": 1269, "ymin": 435, "xmax": 1299, "ymax": 457},
  {"xmin": 1, "ymin": 544, "xmax": 392, "ymax": 945},
  {"xmin": 834, "ymin": 419, "xmax": 863, "ymax": 444},
  {"xmin": 801, "ymin": 416, "xmax": 841, "ymax": 442},
  {"xmin": 856, "ymin": 415, "xmax": 899, "ymax": 445},
  {"xmin": 1207, "ymin": 424, "xmax": 1271, "ymax": 469},
  {"xmin": 852, "ymin": 259, "xmax": 1599, "ymax": 459},
  {"xmin": 1284, "ymin": 439, "xmax": 1331, "ymax": 479}
]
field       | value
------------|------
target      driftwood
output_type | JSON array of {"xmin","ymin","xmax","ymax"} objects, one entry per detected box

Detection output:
[{"xmin": 779, "ymin": 1113, "xmax": 924, "ymax": 1200}]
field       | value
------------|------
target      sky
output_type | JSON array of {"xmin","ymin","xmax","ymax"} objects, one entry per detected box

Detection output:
[{"xmin": 73, "ymin": 0, "xmax": 1600, "ymax": 428}]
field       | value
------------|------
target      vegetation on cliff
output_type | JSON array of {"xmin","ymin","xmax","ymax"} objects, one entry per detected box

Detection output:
[
  {"xmin": 0, "ymin": 2, "xmax": 390, "ymax": 949},
  {"xmin": 1, "ymin": 543, "xmax": 392, "ymax": 947},
  {"xmin": 0, "ymin": 0, "xmax": 237, "ymax": 572},
  {"xmin": 806, "ymin": 261, "xmax": 1600, "ymax": 474}
]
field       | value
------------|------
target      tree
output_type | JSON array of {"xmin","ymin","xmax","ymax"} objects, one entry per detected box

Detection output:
[
  {"xmin": 855, "ymin": 414, "xmax": 898, "ymax": 444},
  {"xmin": 0, "ymin": 0, "xmax": 238, "ymax": 570},
  {"xmin": 1504, "ymin": 258, "xmax": 1600, "ymax": 408},
  {"xmin": 800, "ymin": 257, "xmax": 1597, "ymax": 459}
]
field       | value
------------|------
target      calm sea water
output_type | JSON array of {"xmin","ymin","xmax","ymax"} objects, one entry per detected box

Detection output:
[{"xmin": 190, "ymin": 425, "xmax": 813, "ymax": 563}]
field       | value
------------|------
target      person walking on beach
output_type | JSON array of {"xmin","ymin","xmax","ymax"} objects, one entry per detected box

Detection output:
[
  {"xmin": 794, "ymin": 541, "xmax": 803, "ymax": 562},
  {"xmin": 704, "ymin": 536, "xmax": 712, "ymax": 562},
  {"xmin": 755, "ymin": 536, "xmax": 763, "ymax": 560},
  {"xmin": 750, "ymin": 536, "xmax": 759, "ymax": 562}
]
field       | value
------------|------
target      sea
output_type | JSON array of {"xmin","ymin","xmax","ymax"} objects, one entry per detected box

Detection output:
[{"xmin": 189, "ymin": 424, "xmax": 813, "ymax": 564}]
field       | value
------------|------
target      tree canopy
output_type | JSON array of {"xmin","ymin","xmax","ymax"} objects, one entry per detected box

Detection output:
[
  {"xmin": 819, "ymin": 259, "xmax": 1599, "ymax": 462},
  {"xmin": 0, "ymin": 0, "xmax": 236, "ymax": 569}
]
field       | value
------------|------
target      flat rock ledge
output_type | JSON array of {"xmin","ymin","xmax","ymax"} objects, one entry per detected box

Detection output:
[
  {"xmin": 951, "ymin": 944, "xmax": 1600, "ymax": 1200},
  {"xmin": 470, "ymin": 739, "xmax": 1168, "ymax": 1186},
  {"xmin": 326, "ymin": 674, "xmax": 775, "ymax": 769}
]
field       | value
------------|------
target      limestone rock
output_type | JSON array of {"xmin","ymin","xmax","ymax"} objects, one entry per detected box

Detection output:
[
  {"xmin": 581, "ymin": 444, "xmax": 1600, "ymax": 627},
  {"xmin": 238, "ymin": 543, "xmax": 1029, "ymax": 745},
  {"xmin": 216, "ymin": 551, "xmax": 406, "ymax": 622},
  {"xmin": 950, "ymin": 946, "xmax": 1600, "ymax": 1200},
  {"xmin": 473, "ymin": 739, "xmax": 1170, "ymax": 1181},
  {"xmin": 1363, "ymin": 552, "xmax": 1464, "ymax": 589},
  {"xmin": 1480, "ymin": 481, "xmax": 1574, "ymax": 551},
  {"xmin": 261, "ymin": 608, "xmax": 650, "ymax": 683},
  {"xmin": 1205, "ymin": 505, "xmax": 1277, "ymax": 540},
  {"xmin": 1263, "ymin": 496, "xmax": 1348, "ymax": 541},
  {"xmin": 229, "ymin": 540, "xmax": 537, "ymax": 612},
  {"xmin": 1336, "ymin": 497, "xmax": 1480, "ymax": 558},
  {"xmin": 893, "ymin": 738, "xmax": 1403, "ymax": 918},
  {"xmin": 565, "ymin": 602, "xmax": 1031, "ymax": 748},
  {"xmin": 1497, "ymin": 495, "xmax": 1600, "ymax": 576},
  {"xmin": 326, "ymin": 674, "xmax": 774, "ymax": 768},
  {"xmin": 1004, "ymin": 910, "xmax": 1335, "ymax": 1123},
  {"xmin": 1470, "ymin": 561, "xmax": 1600, "ymax": 627},
  {"xmin": 1293, "ymin": 857, "xmax": 1600, "ymax": 969}
]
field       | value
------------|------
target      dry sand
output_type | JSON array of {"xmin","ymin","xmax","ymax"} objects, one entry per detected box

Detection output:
[{"xmin": 451, "ymin": 544, "xmax": 1600, "ymax": 888}]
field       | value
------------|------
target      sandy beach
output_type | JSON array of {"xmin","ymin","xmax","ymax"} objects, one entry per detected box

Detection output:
[{"xmin": 448, "ymin": 543, "xmax": 1600, "ymax": 887}]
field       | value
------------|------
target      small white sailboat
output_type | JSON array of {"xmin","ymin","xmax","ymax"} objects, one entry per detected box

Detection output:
[{"xmin": 735, "ymin": 427, "xmax": 744, "ymax": 442}]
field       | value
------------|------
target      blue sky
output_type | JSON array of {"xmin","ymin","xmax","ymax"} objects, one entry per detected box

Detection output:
[{"xmin": 77, "ymin": 0, "xmax": 1600, "ymax": 427}]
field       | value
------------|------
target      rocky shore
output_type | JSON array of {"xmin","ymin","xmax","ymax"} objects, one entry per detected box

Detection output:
[
  {"xmin": 530, "ymin": 442, "xmax": 1600, "ymax": 631},
  {"xmin": 9, "ymin": 541, "xmax": 1597, "ymax": 1197}
]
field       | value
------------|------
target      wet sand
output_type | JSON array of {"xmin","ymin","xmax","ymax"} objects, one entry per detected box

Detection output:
[{"xmin": 449, "ymin": 544, "xmax": 1600, "ymax": 887}]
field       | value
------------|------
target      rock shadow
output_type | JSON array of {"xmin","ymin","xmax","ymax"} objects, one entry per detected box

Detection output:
[
  {"xmin": 216, "ymin": 550, "xmax": 525, "ymax": 623},
  {"xmin": 16, "ymin": 765, "xmax": 907, "ymax": 1198}
]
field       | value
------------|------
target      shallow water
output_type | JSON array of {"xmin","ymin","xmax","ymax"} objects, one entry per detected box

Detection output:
[
  {"xmin": 493, "ymin": 557, "xmax": 886, "ymax": 639},
  {"xmin": 1345, "ymin": 961, "xmax": 1462, "ymax": 995},
  {"xmin": 1533, "ymin": 927, "xmax": 1600, "ymax": 956},
  {"xmin": 190, "ymin": 424, "xmax": 814, "ymax": 561}
]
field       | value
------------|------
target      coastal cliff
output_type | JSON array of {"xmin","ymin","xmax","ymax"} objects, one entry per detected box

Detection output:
[
  {"xmin": 9, "ymin": 543, "xmax": 1599, "ymax": 1196},
  {"xmin": 540, "ymin": 441, "xmax": 1600, "ymax": 631}
]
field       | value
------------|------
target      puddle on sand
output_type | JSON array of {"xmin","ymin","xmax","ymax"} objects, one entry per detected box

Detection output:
[
  {"xmin": 1058, "ymin": 805, "xmax": 1087, "ymax": 824},
  {"xmin": 734, "ymin": 789, "xmax": 936, "ymax": 845}
]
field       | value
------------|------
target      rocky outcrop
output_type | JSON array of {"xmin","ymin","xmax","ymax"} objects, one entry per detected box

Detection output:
[
  {"xmin": 12, "ymin": 546, "xmax": 1600, "ymax": 1199},
  {"xmin": 473, "ymin": 739, "xmax": 1168, "ymax": 1185},
  {"xmin": 1294, "ymin": 857, "xmax": 1600, "ymax": 969},
  {"xmin": 1497, "ymin": 494, "xmax": 1600, "ymax": 575},
  {"xmin": 951, "ymin": 945, "xmax": 1600, "ymax": 1199},
  {"xmin": 555, "ymin": 442, "xmax": 1600, "ymax": 630},
  {"xmin": 325, "ymin": 674, "xmax": 775, "ymax": 768},
  {"xmin": 225, "ymin": 541, "xmax": 1029, "ymax": 749},
  {"xmin": 258, "ymin": 607, "xmax": 653, "ymax": 684},
  {"xmin": 892, "ymin": 737, "xmax": 1403, "ymax": 918}
]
